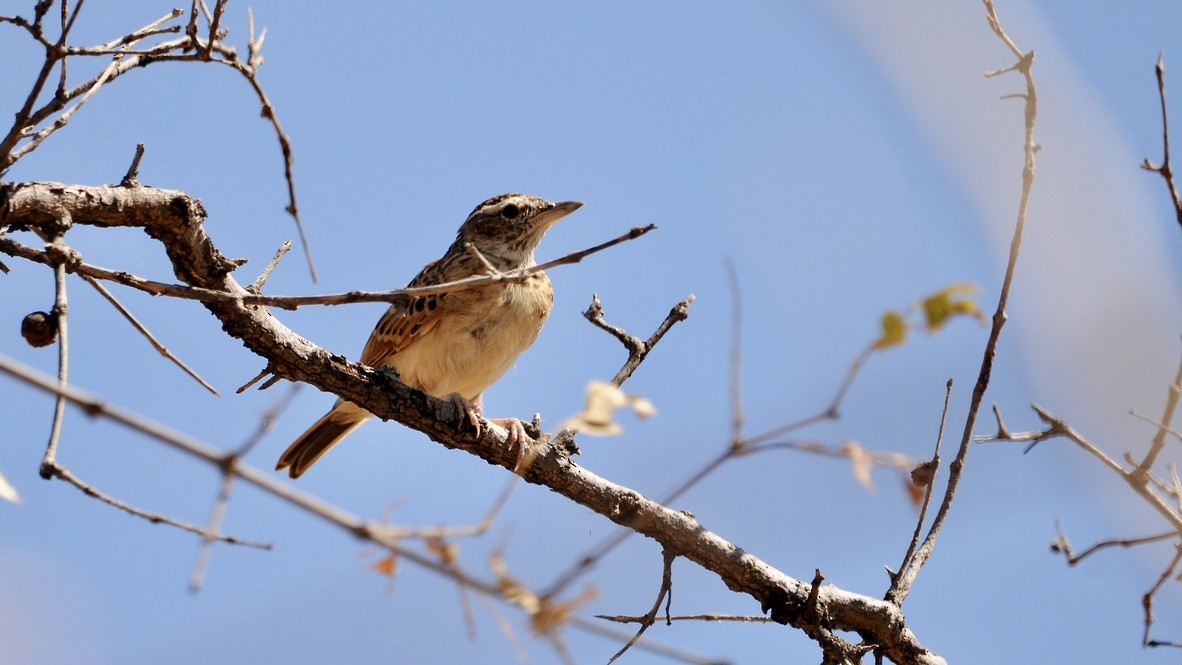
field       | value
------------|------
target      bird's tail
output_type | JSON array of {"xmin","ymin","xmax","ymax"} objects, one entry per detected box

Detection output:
[{"xmin": 276, "ymin": 402, "xmax": 369, "ymax": 478}]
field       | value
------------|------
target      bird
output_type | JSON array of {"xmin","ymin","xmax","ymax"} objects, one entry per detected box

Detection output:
[{"xmin": 276, "ymin": 193, "xmax": 582, "ymax": 478}]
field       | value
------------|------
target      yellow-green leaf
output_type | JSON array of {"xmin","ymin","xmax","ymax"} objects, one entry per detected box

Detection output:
[
  {"xmin": 921, "ymin": 283, "xmax": 985, "ymax": 333},
  {"xmin": 873, "ymin": 311, "xmax": 908, "ymax": 349}
]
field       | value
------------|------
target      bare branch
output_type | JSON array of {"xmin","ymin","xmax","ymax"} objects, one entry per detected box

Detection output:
[
  {"xmin": 1135, "ymin": 349, "xmax": 1182, "ymax": 475},
  {"xmin": 886, "ymin": 379, "xmax": 953, "ymax": 605},
  {"xmin": 0, "ymin": 183, "xmax": 944, "ymax": 662},
  {"xmin": 1051, "ymin": 521, "xmax": 1177, "ymax": 566},
  {"xmin": 742, "ymin": 346, "xmax": 873, "ymax": 449},
  {"xmin": 1143, "ymin": 544, "xmax": 1182, "ymax": 648},
  {"xmin": 894, "ymin": 0, "xmax": 1039, "ymax": 601},
  {"xmin": 83, "ymin": 275, "xmax": 219, "ymax": 396},
  {"xmin": 189, "ymin": 384, "xmax": 300, "ymax": 592},
  {"xmin": 249, "ymin": 240, "xmax": 291, "ymax": 292},
  {"xmin": 38, "ymin": 233, "xmax": 71, "ymax": 478},
  {"xmin": 120, "ymin": 142, "xmax": 146, "ymax": 187},
  {"xmin": 372, "ymin": 477, "xmax": 517, "ymax": 542},
  {"xmin": 1030, "ymin": 405, "xmax": 1182, "ymax": 534},
  {"xmin": 0, "ymin": 193, "xmax": 654, "ymax": 311},
  {"xmin": 725, "ymin": 259, "xmax": 744, "ymax": 447},
  {"xmin": 1140, "ymin": 53, "xmax": 1182, "ymax": 234},
  {"xmin": 598, "ymin": 613, "xmax": 770, "ymax": 624},
  {"xmin": 582, "ymin": 292, "xmax": 694, "ymax": 388},
  {"xmin": 605, "ymin": 549, "xmax": 676, "ymax": 664},
  {"xmin": 42, "ymin": 460, "xmax": 268, "ymax": 548}
]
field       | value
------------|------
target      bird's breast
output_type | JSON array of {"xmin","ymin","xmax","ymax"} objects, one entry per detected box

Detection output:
[{"xmin": 391, "ymin": 273, "xmax": 553, "ymax": 400}]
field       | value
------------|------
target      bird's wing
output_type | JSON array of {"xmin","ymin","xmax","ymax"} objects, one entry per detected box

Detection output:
[{"xmin": 359, "ymin": 259, "xmax": 449, "ymax": 367}]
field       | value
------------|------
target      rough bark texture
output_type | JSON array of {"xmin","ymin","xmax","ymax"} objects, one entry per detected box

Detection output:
[{"xmin": 0, "ymin": 181, "xmax": 944, "ymax": 665}]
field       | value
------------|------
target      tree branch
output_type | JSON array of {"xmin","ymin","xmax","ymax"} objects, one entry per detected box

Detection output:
[{"xmin": 0, "ymin": 182, "xmax": 944, "ymax": 665}]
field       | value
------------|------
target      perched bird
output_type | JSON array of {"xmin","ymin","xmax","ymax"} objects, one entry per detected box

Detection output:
[{"xmin": 277, "ymin": 193, "xmax": 582, "ymax": 478}]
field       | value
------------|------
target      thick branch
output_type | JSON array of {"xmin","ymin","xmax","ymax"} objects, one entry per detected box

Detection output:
[{"xmin": 0, "ymin": 181, "xmax": 943, "ymax": 664}]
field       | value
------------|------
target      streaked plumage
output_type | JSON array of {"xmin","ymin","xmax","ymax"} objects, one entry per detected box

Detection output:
[{"xmin": 277, "ymin": 194, "xmax": 581, "ymax": 478}]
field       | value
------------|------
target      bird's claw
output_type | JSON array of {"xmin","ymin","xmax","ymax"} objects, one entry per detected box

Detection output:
[
  {"xmin": 445, "ymin": 393, "xmax": 537, "ymax": 474},
  {"xmin": 446, "ymin": 392, "xmax": 484, "ymax": 437}
]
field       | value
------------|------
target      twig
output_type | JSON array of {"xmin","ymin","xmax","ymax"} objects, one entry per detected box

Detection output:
[
  {"xmin": 0, "ymin": 17, "xmax": 59, "ymax": 171},
  {"xmin": 0, "ymin": 353, "xmax": 512, "ymax": 592},
  {"xmin": 41, "ymin": 460, "xmax": 268, "ymax": 548},
  {"xmin": 83, "ymin": 10, "xmax": 182, "ymax": 53},
  {"xmin": 1143, "ymin": 544, "xmax": 1182, "ymax": 648},
  {"xmin": 598, "ymin": 613, "xmax": 770, "ymax": 624},
  {"xmin": 249, "ymin": 240, "xmax": 291, "ymax": 292},
  {"xmin": 1050, "ymin": 521, "xmax": 1177, "ymax": 566},
  {"xmin": 83, "ymin": 275, "xmax": 219, "ymax": 396},
  {"xmin": 120, "ymin": 142, "xmax": 145, "ymax": 187},
  {"xmin": 725, "ymin": 259, "xmax": 743, "ymax": 447},
  {"xmin": 741, "ymin": 438, "xmax": 911, "ymax": 473},
  {"xmin": 0, "ymin": 220, "xmax": 655, "ymax": 310},
  {"xmin": 1140, "ymin": 53, "xmax": 1182, "ymax": 234},
  {"xmin": 800, "ymin": 569, "xmax": 870, "ymax": 665},
  {"xmin": 10, "ymin": 34, "xmax": 137, "ymax": 164},
  {"xmin": 886, "ymin": 379, "xmax": 953, "ymax": 605},
  {"xmin": 187, "ymin": 471, "xmax": 240, "ymax": 591},
  {"xmin": 549, "ymin": 292, "xmax": 693, "ymax": 454},
  {"xmin": 542, "ymin": 277, "xmax": 886, "ymax": 599},
  {"xmin": 1031, "ymin": 405, "xmax": 1182, "ymax": 534},
  {"xmin": 605, "ymin": 548, "xmax": 676, "ymax": 664},
  {"xmin": 1130, "ymin": 410, "xmax": 1182, "ymax": 446},
  {"xmin": 585, "ymin": 292, "xmax": 694, "ymax": 388},
  {"xmin": 0, "ymin": 3, "xmax": 315, "ymax": 279},
  {"xmin": 464, "ymin": 242, "xmax": 501, "ymax": 276},
  {"xmin": 189, "ymin": 384, "xmax": 301, "ymax": 592},
  {"xmin": 741, "ymin": 346, "xmax": 873, "ymax": 449},
  {"xmin": 568, "ymin": 616, "xmax": 730, "ymax": 665},
  {"xmin": 892, "ymin": 0, "xmax": 1038, "ymax": 600},
  {"xmin": 0, "ymin": 183, "xmax": 946, "ymax": 663},
  {"xmin": 235, "ymin": 365, "xmax": 272, "ymax": 394},
  {"xmin": 372, "ymin": 477, "xmax": 517, "ymax": 541},
  {"xmin": 38, "ymin": 234, "xmax": 71, "ymax": 478},
  {"xmin": 1135, "ymin": 350, "xmax": 1182, "ymax": 475}
]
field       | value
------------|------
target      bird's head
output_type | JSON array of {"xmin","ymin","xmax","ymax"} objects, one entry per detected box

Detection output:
[{"xmin": 453, "ymin": 193, "xmax": 582, "ymax": 267}]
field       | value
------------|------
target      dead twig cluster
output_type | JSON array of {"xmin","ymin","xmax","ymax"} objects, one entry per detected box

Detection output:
[
  {"xmin": 0, "ymin": 1, "xmax": 1073, "ymax": 663},
  {"xmin": 976, "ymin": 52, "xmax": 1182, "ymax": 651}
]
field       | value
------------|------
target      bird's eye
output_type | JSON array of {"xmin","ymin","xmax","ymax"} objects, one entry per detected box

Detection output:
[{"xmin": 500, "ymin": 203, "xmax": 520, "ymax": 220}]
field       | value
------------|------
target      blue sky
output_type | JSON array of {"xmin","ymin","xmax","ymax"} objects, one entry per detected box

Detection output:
[{"xmin": 2, "ymin": 2, "xmax": 1181, "ymax": 663}]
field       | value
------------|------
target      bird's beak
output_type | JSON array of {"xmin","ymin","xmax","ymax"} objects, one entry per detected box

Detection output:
[{"xmin": 532, "ymin": 200, "xmax": 583, "ymax": 229}]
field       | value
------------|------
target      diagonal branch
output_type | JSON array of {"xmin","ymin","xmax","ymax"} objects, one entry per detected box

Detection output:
[
  {"xmin": 0, "ymin": 184, "xmax": 944, "ymax": 665},
  {"xmin": 83, "ymin": 275, "xmax": 219, "ymax": 395},
  {"xmin": 892, "ymin": 0, "xmax": 1039, "ymax": 603}
]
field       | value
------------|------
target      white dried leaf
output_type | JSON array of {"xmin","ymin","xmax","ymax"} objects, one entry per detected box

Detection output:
[
  {"xmin": 0, "ymin": 470, "xmax": 21, "ymax": 504},
  {"xmin": 563, "ymin": 380, "xmax": 657, "ymax": 437}
]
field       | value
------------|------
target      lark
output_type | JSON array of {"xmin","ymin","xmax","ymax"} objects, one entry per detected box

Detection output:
[{"xmin": 277, "ymin": 194, "xmax": 581, "ymax": 478}]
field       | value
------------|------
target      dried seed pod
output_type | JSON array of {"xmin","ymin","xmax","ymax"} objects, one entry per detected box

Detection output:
[{"xmin": 20, "ymin": 311, "xmax": 58, "ymax": 347}]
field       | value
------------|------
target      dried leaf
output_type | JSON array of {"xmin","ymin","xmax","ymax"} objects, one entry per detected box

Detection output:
[
  {"xmin": 370, "ymin": 553, "xmax": 398, "ymax": 577},
  {"xmin": 841, "ymin": 442, "xmax": 875, "ymax": 492},
  {"xmin": 490, "ymin": 550, "xmax": 537, "ymax": 613},
  {"xmin": 0, "ymin": 470, "xmax": 20, "ymax": 504},
  {"xmin": 921, "ymin": 283, "xmax": 985, "ymax": 333},
  {"xmin": 563, "ymin": 380, "xmax": 656, "ymax": 436},
  {"xmin": 873, "ymin": 311, "xmax": 908, "ymax": 350},
  {"xmin": 490, "ymin": 550, "xmax": 596, "ymax": 637},
  {"xmin": 903, "ymin": 475, "xmax": 925, "ymax": 507},
  {"xmin": 529, "ymin": 586, "xmax": 598, "ymax": 637}
]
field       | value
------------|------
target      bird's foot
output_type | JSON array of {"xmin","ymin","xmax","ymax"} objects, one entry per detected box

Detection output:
[
  {"xmin": 445, "ymin": 392, "xmax": 484, "ymax": 437},
  {"xmin": 486, "ymin": 417, "xmax": 537, "ymax": 475},
  {"xmin": 445, "ymin": 394, "xmax": 537, "ymax": 474}
]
